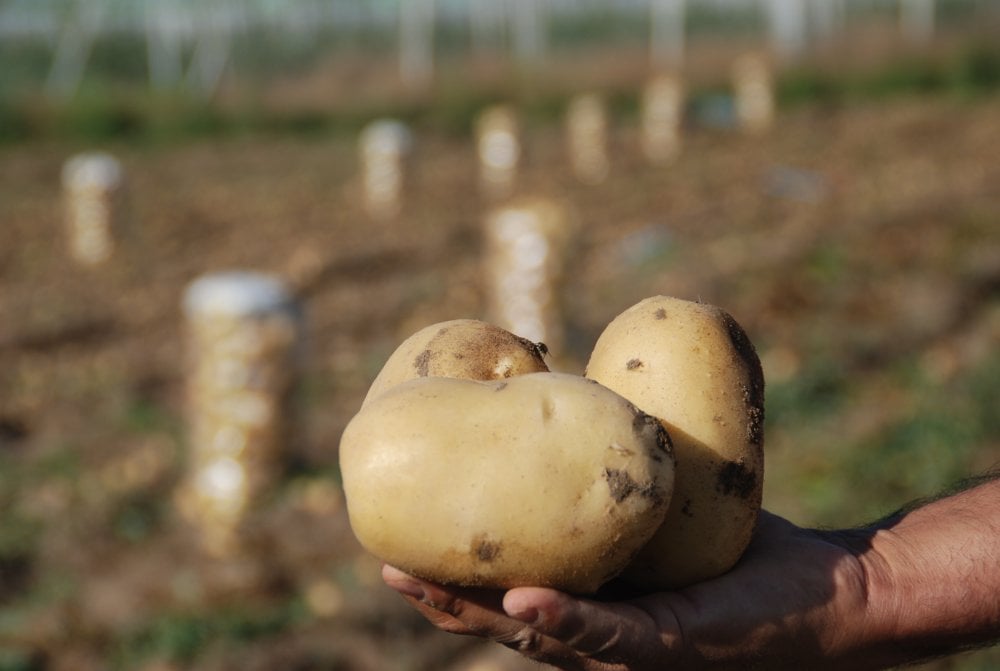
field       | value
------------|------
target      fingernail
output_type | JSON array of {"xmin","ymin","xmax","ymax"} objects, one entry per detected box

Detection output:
[
  {"xmin": 393, "ymin": 578, "xmax": 426, "ymax": 601},
  {"xmin": 382, "ymin": 565, "xmax": 427, "ymax": 601}
]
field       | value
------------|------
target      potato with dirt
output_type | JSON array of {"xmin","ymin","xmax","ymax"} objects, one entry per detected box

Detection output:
[
  {"xmin": 362, "ymin": 319, "xmax": 549, "ymax": 406},
  {"xmin": 585, "ymin": 295, "xmax": 765, "ymax": 590},
  {"xmin": 340, "ymin": 372, "xmax": 675, "ymax": 594}
]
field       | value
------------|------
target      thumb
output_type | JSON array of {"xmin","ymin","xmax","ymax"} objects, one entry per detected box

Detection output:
[{"xmin": 503, "ymin": 587, "xmax": 675, "ymax": 668}]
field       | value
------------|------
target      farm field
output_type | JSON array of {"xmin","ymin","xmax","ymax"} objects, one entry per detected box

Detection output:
[{"xmin": 1, "ymin": 88, "xmax": 999, "ymax": 670}]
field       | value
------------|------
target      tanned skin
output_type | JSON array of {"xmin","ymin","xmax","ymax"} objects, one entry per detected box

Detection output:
[{"xmin": 383, "ymin": 474, "xmax": 1000, "ymax": 670}]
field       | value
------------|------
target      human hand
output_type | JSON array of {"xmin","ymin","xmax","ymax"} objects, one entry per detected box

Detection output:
[{"xmin": 382, "ymin": 511, "xmax": 880, "ymax": 670}]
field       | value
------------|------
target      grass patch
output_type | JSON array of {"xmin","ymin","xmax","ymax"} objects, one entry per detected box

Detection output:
[
  {"xmin": 765, "ymin": 359, "xmax": 851, "ymax": 427},
  {"xmin": 0, "ymin": 650, "xmax": 41, "ymax": 671},
  {"xmin": 778, "ymin": 42, "xmax": 1000, "ymax": 107},
  {"xmin": 2, "ymin": 40, "xmax": 998, "ymax": 146},
  {"xmin": 814, "ymin": 349, "xmax": 999, "ymax": 522},
  {"xmin": 112, "ymin": 600, "xmax": 306, "ymax": 669}
]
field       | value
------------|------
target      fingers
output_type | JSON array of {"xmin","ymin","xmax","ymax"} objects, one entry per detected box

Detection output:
[
  {"xmin": 381, "ymin": 564, "xmax": 428, "ymax": 601},
  {"xmin": 504, "ymin": 587, "xmax": 668, "ymax": 666},
  {"xmin": 383, "ymin": 565, "xmax": 679, "ymax": 670},
  {"xmin": 382, "ymin": 565, "xmax": 533, "ymax": 639},
  {"xmin": 382, "ymin": 564, "xmax": 486, "ymax": 635},
  {"xmin": 381, "ymin": 566, "xmax": 589, "ymax": 668}
]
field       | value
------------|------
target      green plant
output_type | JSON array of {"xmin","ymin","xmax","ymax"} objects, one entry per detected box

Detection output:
[{"xmin": 113, "ymin": 600, "xmax": 306, "ymax": 669}]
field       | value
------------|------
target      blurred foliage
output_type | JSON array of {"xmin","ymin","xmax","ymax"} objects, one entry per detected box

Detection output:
[
  {"xmin": 859, "ymin": 352, "xmax": 999, "ymax": 490},
  {"xmin": 765, "ymin": 360, "xmax": 850, "ymax": 426},
  {"xmin": 764, "ymin": 338, "xmax": 1000, "ymax": 528},
  {"xmin": 1, "ymin": 38, "xmax": 999, "ymax": 145},
  {"xmin": 112, "ymin": 601, "xmax": 307, "ymax": 669},
  {"xmin": 546, "ymin": 2, "xmax": 763, "ymax": 46},
  {"xmin": 778, "ymin": 42, "xmax": 1000, "ymax": 106}
]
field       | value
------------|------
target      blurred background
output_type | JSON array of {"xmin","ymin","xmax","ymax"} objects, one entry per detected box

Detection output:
[{"xmin": 1, "ymin": 0, "xmax": 998, "ymax": 669}]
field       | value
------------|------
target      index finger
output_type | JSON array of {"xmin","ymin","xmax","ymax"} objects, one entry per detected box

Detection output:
[
  {"xmin": 504, "ymin": 586, "xmax": 678, "ymax": 669},
  {"xmin": 381, "ymin": 565, "xmax": 585, "ymax": 667},
  {"xmin": 382, "ymin": 564, "xmax": 505, "ymax": 636}
]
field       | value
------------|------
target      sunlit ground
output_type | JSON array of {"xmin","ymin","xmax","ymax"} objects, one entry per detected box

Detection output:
[{"xmin": 1, "ymin": 27, "xmax": 998, "ymax": 671}]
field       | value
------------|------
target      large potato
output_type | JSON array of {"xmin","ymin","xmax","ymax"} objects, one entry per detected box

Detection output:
[
  {"xmin": 363, "ymin": 319, "xmax": 549, "ymax": 406},
  {"xmin": 585, "ymin": 296, "xmax": 765, "ymax": 590},
  {"xmin": 340, "ymin": 372, "xmax": 675, "ymax": 594}
]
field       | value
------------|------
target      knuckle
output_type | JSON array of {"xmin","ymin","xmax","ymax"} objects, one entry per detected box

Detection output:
[
  {"xmin": 433, "ymin": 616, "xmax": 474, "ymax": 636},
  {"xmin": 423, "ymin": 591, "xmax": 460, "ymax": 616},
  {"xmin": 498, "ymin": 627, "xmax": 593, "ymax": 670},
  {"xmin": 498, "ymin": 625, "xmax": 546, "ymax": 655}
]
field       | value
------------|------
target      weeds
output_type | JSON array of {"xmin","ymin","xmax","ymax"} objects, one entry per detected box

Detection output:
[{"xmin": 3, "ymin": 41, "xmax": 999, "ymax": 146}]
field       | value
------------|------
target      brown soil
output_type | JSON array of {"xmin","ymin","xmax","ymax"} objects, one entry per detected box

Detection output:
[{"xmin": 1, "ymin": 91, "xmax": 998, "ymax": 669}]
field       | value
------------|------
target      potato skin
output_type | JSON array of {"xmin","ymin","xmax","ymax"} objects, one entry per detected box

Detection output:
[
  {"xmin": 340, "ymin": 372, "xmax": 675, "ymax": 594},
  {"xmin": 363, "ymin": 319, "xmax": 549, "ymax": 407},
  {"xmin": 585, "ymin": 296, "xmax": 765, "ymax": 590}
]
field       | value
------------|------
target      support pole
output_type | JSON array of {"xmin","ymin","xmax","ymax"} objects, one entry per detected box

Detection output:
[
  {"xmin": 649, "ymin": 0, "xmax": 686, "ymax": 72},
  {"xmin": 400, "ymin": 0, "xmax": 435, "ymax": 91}
]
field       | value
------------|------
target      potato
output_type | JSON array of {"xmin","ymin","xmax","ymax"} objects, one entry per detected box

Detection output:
[
  {"xmin": 340, "ymin": 372, "xmax": 675, "ymax": 594},
  {"xmin": 585, "ymin": 296, "xmax": 765, "ymax": 590},
  {"xmin": 363, "ymin": 319, "xmax": 549, "ymax": 406}
]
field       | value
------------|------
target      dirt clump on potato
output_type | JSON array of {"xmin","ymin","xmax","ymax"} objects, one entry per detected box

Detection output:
[
  {"xmin": 363, "ymin": 319, "xmax": 549, "ymax": 406},
  {"xmin": 344, "ymin": 297, "xmax": 764, "ymax": 594}
]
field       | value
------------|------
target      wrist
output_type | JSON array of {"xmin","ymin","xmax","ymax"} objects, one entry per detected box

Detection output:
[
  {"xmin": 853, "ymin": 530, "xmax": 909, "ymax": 666},
  {"xmin": 809, "ymin": 527, "xmax": 902, "ymax": 670},
  {"xmin": 841, "ymin": 478, "xmax": 1000, "ymax": 667}
]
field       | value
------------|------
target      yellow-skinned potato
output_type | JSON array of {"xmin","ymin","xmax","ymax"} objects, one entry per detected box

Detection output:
[
  {"xmin": 585, "ymin": 296, "xmax": 765, "ymax": 590},
  {"xmin": 340, "ymin": 372, "xmax": 675, "ymax": 594},
  {"xmin": 363, "ymin": 319, "xmax": 549, "ymax": 406}
]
